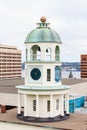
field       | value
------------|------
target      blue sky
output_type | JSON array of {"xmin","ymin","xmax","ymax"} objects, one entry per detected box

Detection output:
[{"xmin": 0, "ymin": 0, "xmax": 87, "ymax": 62}]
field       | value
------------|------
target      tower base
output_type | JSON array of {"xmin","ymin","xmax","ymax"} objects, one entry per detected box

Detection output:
[{"xmin": 17, "ymin": 112, "xmax": 70, "ymax": 122}]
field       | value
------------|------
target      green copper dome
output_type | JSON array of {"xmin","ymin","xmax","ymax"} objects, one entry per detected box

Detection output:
[{"xmin": 25, "ymin": 17, "xmax": 62, "ymax": 44}]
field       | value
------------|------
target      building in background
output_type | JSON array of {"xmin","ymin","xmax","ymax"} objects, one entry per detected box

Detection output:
[
  {"xmin": 0, "ymin": 44, "xmax": 21, "ymax": 79},
  {"xmin": 81, "ymin": 54, "xmax": 87, "ymax": 78}
]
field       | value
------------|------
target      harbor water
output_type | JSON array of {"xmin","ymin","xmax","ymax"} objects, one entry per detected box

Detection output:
[{"xmin": 62, "ymin": 70, "xmax": 80, "ymax": 78}]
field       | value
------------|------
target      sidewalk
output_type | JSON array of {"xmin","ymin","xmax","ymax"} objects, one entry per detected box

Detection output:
[{"xmin": 0, "ymin": 108, "xmax": 87, "ymax": 130}]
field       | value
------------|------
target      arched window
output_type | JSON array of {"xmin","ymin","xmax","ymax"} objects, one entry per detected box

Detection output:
[
  {"xmin": 30, "ymin": 45, "xmax": 41, "ymax": 61},
  {"xmin": 45, "ymin": 48, "xmax": 51, "ymax": 61},
  {"xmin": 55, "ymin": 46, "xmax": 60, "ymax": 61}
]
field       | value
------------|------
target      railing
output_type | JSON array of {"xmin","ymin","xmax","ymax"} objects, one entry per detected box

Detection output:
[{"xmin": 30, "ymin": 54, "xmax": 41, "ymax": 61}]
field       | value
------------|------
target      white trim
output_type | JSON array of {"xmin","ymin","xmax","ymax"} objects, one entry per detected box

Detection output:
[
  {"xmin": 50, "ymin": 94, "xmax": 53, "ymax": 117},
  {"xmin": 24, "ymin": 94, "xmax": 27, "ymax": 116},
  {"xmin": 18, "ymin": 93, "xmax": 21, "ymax": 114},
  {"xmin": 36, "ymin": 94, "xmax": 39, "ymax": 117}
]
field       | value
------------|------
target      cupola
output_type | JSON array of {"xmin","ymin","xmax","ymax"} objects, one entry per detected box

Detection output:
[{"xmin": 25, "ymin": 16, "xmax": 62, "ymax": 43}]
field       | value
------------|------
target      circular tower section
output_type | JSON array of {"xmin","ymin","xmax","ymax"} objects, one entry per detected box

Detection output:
[{"xmin": 25, "ymin": 16, "xmax": 62, "ymax": 86}]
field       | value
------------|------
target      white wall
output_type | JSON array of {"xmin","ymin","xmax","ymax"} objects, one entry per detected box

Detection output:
[
  {"xmin": 25, "ymin": 94, "xmax": 62, "ymax": 118},
  {"xmin": 27, "ymin": 95, "xmax": 36, "ymax": 117}
]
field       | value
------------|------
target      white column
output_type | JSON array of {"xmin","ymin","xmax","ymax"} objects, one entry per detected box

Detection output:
[
  {"xmin": 51, "ymin": 66, "xmax": 54, "ymax": 83},
  {"xmin": 25, "ymin": 65, "xmax": 27, "ymax": 85},
  {"xmin": 41, "ymin": 49, "xmax": 45, "ymax": 60},
  {"xmin": 36, "ymin": 94, "xmax": 39, "ymax": 117},
  {"xmin": 28, "ymin": 50, "xmax": 30, "ymax": 61},
  {"xmin": 24, "ymin": 94, "xmax": 27, "ymax": 117},
  {"xmin": 50, "ymin": 94, "xmax": 53, "ymax": 117},
  {"xmin": 65, "ymin": 93, "xmax": 69, "ymax": 114},
  {"xmin": 18, "ymin": 93, "xmax": 21, "ymax": 114},
  {"xmin": 60, "ymin": 94, "xmax": 64, "ymax": 116},
  {"xmin": 51, "ymin": 49, "xmax": 55, "ymax": 61}
]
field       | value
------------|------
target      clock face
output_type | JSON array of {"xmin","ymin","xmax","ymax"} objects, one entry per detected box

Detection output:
[
  {"xmin": 55, "ymin": 66, "xmax": 61, "ymax": 82},
  {"xmin": 30, "ymin": 68, "xmax": 41, "ymax": 80}
]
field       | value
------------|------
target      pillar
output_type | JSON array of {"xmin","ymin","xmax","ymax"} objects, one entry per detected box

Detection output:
[
  {"xmin": 24, "ymin": 94, "xmax": 27, "ymax": 116},
  {"xmin": 25, "ymin": 65, "xmax": 27, "ymax": 85},
  {"xmin": 65, "ymin": 93, "xmax": 69, "ymax": 114},
  {"xmin": 41, "ymin": 49, "xmax": 45, "ymax": 60},
  {"xmin": 18, "ymin": 93, "xmax": 21, "ymax": 114},
  {"xmin": 36, "ymin": 94, "xmax": 39, "ymax": 117},
  {"xmin": 50, "ymin": 94, "xmax": 53, "ymax": 117},
  {"xmin": 51, "ymin": 49, "xmax": 55, "ymax": 61},
  {"xmin": 28, "ymin": 50, "xmax": 30, "ymax": 61},
  {"xmin": 60, "ymin": 94, "xmax": 64, "ymax": 116}
]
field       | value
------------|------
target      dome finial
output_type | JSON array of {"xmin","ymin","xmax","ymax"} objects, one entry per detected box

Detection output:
[{"xmin": 40, "ymin": 16, "xmax": 46, "ymax": 22}]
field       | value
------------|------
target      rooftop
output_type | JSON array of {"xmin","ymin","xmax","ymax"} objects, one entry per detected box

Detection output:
[
  {"xmin": 0, "ymin": 44, "xmax": 17, "ymax": 50},
  {"xmin": 24, "ymin": 16, "xmax": 62, "ymax": 43},
  {"xmin": 0, "ymin": 78, "xmax": 87, "ymax": 129},
  {"xmin": 0, "ymin": 78, "xmax": 87, "ymax": 94},
  {"xmin": 16, "ymin": 85, "xmax": 70, "ymax": 91}
]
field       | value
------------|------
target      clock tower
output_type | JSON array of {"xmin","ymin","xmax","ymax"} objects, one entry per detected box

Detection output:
[
  {"xmin": 16, "ymin": 16, "xmax": 70, "ymax": 122},
  {"xmin": 25, "ymin": 16, "xmax": 62, "ymax": 87}
]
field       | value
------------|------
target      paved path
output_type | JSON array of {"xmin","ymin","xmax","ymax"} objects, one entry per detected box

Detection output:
[
  {"xmin": 0, "ymin": 122, "xmax": 54, "ymax": 130},
  {"xmin": 0, "ymin": 108, "xmax": 87, "ymax": 130}
]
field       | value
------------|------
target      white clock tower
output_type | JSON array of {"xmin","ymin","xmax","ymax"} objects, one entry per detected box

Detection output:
[{"xmin": 16, "ymin": 16, "xmax": 70, "ymax": 122}]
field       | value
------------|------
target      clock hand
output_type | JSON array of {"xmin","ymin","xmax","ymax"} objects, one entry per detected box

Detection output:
[
  {"xmin": 35, "ymin": 72, "xmax": 38, "ymax": 76},
  {"xmin": 34, "ymin": 72, "xmax": 37, "ymax": 76}
]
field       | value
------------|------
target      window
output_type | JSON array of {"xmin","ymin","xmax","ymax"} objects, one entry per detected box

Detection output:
[
  {"xmin": 55, "ymin": 46, "xmax": 60, "ymax": 61},
  {"xmin": 30, "ymin": 45, "xmax": 41, "ymax": 61},
  {"xmin": 47, "ymin": 69, "xmax": 51, "ymax": 81},
  {"xmin": 33, "ymin": 100, "xmax": 36, "ymax": 111},
  {"xmin": 47, "ymin": 100, "xmax": 50, "ymax": 112},
  {"xmin": 56, "ymin": 99, "xmax": 59, "ymax": 110},
  {"xmin": 55, "ymin": 66, "xmax": 61, "ymax": 82}
]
